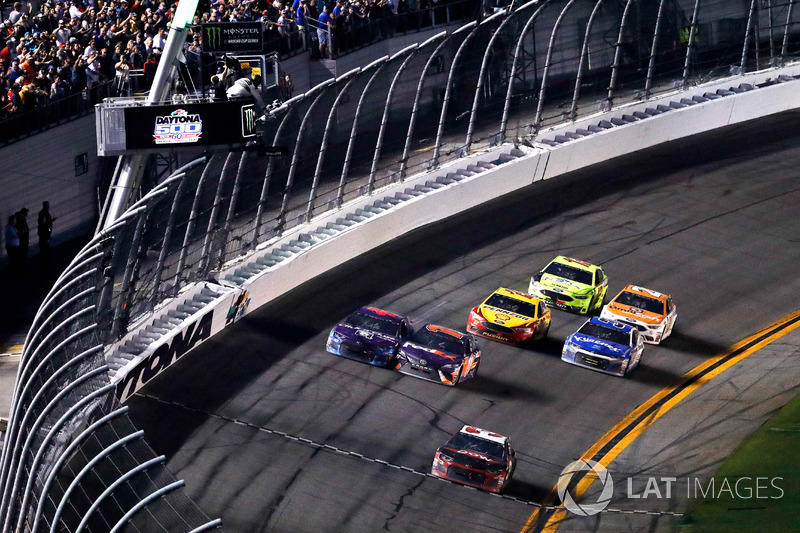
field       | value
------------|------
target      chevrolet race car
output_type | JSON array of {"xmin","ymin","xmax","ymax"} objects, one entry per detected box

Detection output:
[
  {"xmin": 467, "ymin": 287, "xmax": 551, "ymax": 345},
  {"xmin": 431, "ymin": 425, "xmax": 516, "ymax": 493},
  {"xmin": 529, "ymin": 256, "xmax": 608, "ymax": 314},
  {"xmin": 326, "ymin": 307, "xmax": 412, "ymax": 367},
  {"xmin": 561, "ymin": 317, "xmax": 644, "ymax": 376},
  {"xmin": 600, "ymin": 285, "xmax": 676, "ymax": 344},
  {"xmin": 397, "ymin": 324, "xmax": 480, "ymax": 386}
]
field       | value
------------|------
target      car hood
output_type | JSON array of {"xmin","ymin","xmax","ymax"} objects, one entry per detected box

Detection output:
[
  {"xmin": 605, "ymin": 304, "xmax": 664, "ymax": 325},
  {"xmin": 540, "ymin": 274, "xmax": 592, "ymax": 295},
  {"xmin": 332, "ymin": 323, "xmax": 399, "ymax": 350},
  {"xmin": 399, "ymin": 342, "xmax": 464, "ymax": 366},
  {"xmin": 569, "ymin": 334, "xmax": 630, "ymax": 358},
  {"xmin": 477, "ymin": 304, "xmax": 534, "ymax": 328},
  {"xmin": 440, "ymin": 447, "xmax": 503, "ymax": 470}
]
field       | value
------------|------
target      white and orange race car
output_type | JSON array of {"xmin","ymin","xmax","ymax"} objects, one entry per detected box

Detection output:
[{"xmin": 600, "ymin": 285, "xmax": 676, "ymax": 344}]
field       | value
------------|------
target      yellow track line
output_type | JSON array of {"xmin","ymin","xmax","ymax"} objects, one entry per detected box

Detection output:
[{"xmin": 522, "ymin": 308, "xmax": 800, "ymax": 533}]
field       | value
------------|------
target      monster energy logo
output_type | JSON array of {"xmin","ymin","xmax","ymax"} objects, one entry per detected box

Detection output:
[
  {"xmin": 205, "ymin": 25, "xmax": 222, "ymax": 49},
  {"xmin": 242, "ymin": 105, "xmax": 256, "ymax": 137}
]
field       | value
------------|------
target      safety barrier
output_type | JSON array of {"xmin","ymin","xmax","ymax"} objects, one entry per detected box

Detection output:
[{"xmin": 5, "ymin": 0, "xmax": 800, "ymax": 531}]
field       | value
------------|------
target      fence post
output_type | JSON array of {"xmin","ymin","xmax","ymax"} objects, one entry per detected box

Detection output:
[
  {"xmin": 368, "ymin": 44, "xmax": 419, "ymax": 192},
  {"xmin": 681, "ymin": 0, "xmax": 701, "ymax": 88},
  {"xmin": 644, "ymin": 0, "xmax": 667, "ymax": 98},
  {"xmin": 338, "ymin": 58, "xmax": 389, "ymax": 207},
  {"xmin": 742, "ymin": 0, "xmax": 758, "ymax": 71},
  {"xmin": 307, "ymin": 70, "xmax": 361, "ymax": 222},
  {"xmin": 535, "ymin": 0, "xmax": 577, "ymax": 130},
  {"xmin": 782, "ymin": 0, "xmax": 796, "ymax": 59},
  {"xmin": 399, "ymin": 31, "xmax": 454, "ymax": 180},
  {"xmin": 499, "ymin": 2, "xmax": 551, "ymax": 143},
  {"xmin": 199, "ymin": 152, "xmax": 237, "ymax": 277},
  {"xmin": 570, "ymin": 0, "xmax": 605, "ymax": 120},
  {"xmin": 606, "ymin": 0, "xmax": 636, "ymax": 109},
  {"xmin": 218, "ymin": 152, "xmax": 249, "ymax": 269}
]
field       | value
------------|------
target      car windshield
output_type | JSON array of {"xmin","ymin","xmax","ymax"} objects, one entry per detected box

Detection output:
[
  {"xmin": 543, "ymin": 262, "xmax": 594, "ymax": 285},
  {"xmin": 408, "ymin": 328, "xmax": 466, "ymax": 355},
  {"xmin": 615, "ymin": 291, "xmax": 665, "ymax": 314},
  {"xmin": 444, "ymin": 433, "xmax": 506, "ymax": 461},
  {"xmin": 577, "ymin": 323, "xmax": 630, "ymax": 346},
  {"xmin": 484, "ymin": 294, "xmax": 537, "ymax": 318},
  {"xmin": 344, "ymin": 312, "xmax": 400, "ymax": 337}
]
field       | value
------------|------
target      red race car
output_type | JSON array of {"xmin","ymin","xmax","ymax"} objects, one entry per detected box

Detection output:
[{"xmin": 431, "ymin": 425, "xmax": 516, "ymax": 493}]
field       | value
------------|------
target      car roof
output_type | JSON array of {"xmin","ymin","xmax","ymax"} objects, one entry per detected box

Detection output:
[
  {"xmin": 551, "ymin": 255, "xmax": 600, "ymax": 272},
  {"xmin": 459, "ymin": 425, "xmax": 508, "ymax": 444},
  {"xmin": 488, "ymin": 287, "xmax": 541, "ymax": 304},
  {"xmin": 355, "ymin": 306, "xmax": 405, "ymax": 323},
  {"xmin": 618, "ymin": 285, "xmax": 669, "ymax": 303},
  {"xmin": 423, "ymin": 324, "xmax": 465, "ymax": 338},
  {"xmin": 588, "ymin": 316, "xmax": 634, "ymax": 333}
]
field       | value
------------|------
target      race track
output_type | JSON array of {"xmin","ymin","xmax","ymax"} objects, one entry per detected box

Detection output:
[{"xmin": 127, "ymin": 111, "xmax": 800, "ymax": 533}]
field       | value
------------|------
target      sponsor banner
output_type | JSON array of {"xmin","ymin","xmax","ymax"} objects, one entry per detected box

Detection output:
[
  {"xmin": 123, "ymin": 101, "xmax": 257, "ymax": 151},
  {"xmin": 116, "ymin": 288, "xmax": 238, "ymax": 402},
  {"xmin": 202, "ymin": 22, "xmax": 263, "ymax": 53}
]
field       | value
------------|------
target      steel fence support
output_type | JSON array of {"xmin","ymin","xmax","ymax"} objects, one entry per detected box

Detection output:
[
  {"xmin": 149, "ymin": 156, "xmax": 209, "ymax": 305},
  {"xmin": 175, "ymin": 154, "xmax": 220, "ymax": 294},
  {"xmin": 108, "ymin": 480, "xmax": 185, "ymax": 533},
  {"xmin": 3, "ymin": 364, "xmax": 108, "ymax": 533},
  {"xmin": 535, "ymin": 0, "xmax": 578, "ymax": 129},
  {"xmin": 307, "ymin": 70, "xmax": 361, "ymax": 223},
  {"xmin": 75, "ymin": 455, "xmax": 166, "ymax": 533},
  {"xmin": 277, "ymin": 79, "xmax": 336, "ymax": 235},
  {"xmin": 32, "ymin": 407, "xmax": 130, "ymax": 533},
  {"xmin": 467, "ymin": 4, "xmax": 534, "ymax": 151},
  {"xmin": 433, "ymin": 13, "xmax": 497, "ymax": 167},
  {"xmin": 570, "ymin": 0, "xmax": 604, "ymax": 119},
  {"xmin": 0, "ymin": 314, "xmax": 97, "ymax": 510},
  {"xmin": 742, "ymin": 0, "xmax": 759, "ymax": 71},
  {"xmin": 768, "ymin": 0, "xmax": 775, "ymax": 62},
  {"xmin": 400, "ymin": 30, "xmax": 460, "ymax": 180},
  {"xmin": 338, "ymin": 58, "xmax": 389, "ymax": 207},
  {"xmin": 606, "ymin": 0, "xmax": 637, "ymax": 108},
  {"xmin": 782, "ymin": 0, "xmax": 795, "ymax": 58},
  {"xmin": 499, "ymin": 2, "xmax": 551, "ymax": 142},
  {"xmin": 50, "ymin": 431, "xmax": 146, "ymax": 533},
  {"xmin": 14, "ymin": 381, "xmax": 115, "ymax": 533},
  {"xmin": 199, "ymin": 152, "xmax": 237, "ymax": 277},
  {"xmin": 368, "ymin": 45, "xmax": 420, "ymax": 192},
  {"xmin": 253, "ymin": 96, "xmax": 305, "ymax": 247},
  {"xmin": 218, "ymin": 152, "xmax": 248, "ymax": 269},
  {"xmin": 111, "ymin": 213, "xmax": 148, "ymax": 338},
  {"xmin": 644, "ymin": 0, "xmax": 667, "ymax": 98},
  {"xmin": 681, "ymin": 0, "xmax": 701, "ymax": 87},
  {"xmin": 188, "ymin": 519, "xmax": 224, "ymax": 533}
]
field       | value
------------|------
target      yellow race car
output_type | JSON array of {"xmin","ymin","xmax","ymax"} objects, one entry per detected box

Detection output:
[{"xmin": 467, "ymin": 288, "xmax": 551, "ymax": 345}]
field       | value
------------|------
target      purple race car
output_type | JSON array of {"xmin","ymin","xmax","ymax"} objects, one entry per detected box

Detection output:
[
  {"xmin": 396, "ymin": 324, "xmax": 481, "ymax": 386},
  {"xmin": 326, "ymin": 307, "xmax": 412, "ymax": 367}
]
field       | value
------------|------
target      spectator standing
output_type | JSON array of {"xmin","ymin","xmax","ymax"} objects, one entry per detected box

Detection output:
[
  {"xmin": 5, "ymin": 215, "xmax": 20, "ymax": 274},
  {"xmin": 38, "ymin": 201, "xmax": 55, "ymax": 272},
  {"xmin": 15, "ymin": 208, "xmax": 30, "ymax": 270},
  {"xmin": 317, "ymin": 5, "xmax": 332, "ymax": 59}
]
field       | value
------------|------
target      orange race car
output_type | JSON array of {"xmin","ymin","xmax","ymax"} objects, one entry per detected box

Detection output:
[{"xmin": 600, "ymin": 285, "xmax": 676, "ymax": 344}]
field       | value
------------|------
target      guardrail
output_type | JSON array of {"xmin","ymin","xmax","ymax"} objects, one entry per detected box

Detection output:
[{"xmin": 4, "ymin": 0, "xmax": 800, "ymax": 531}]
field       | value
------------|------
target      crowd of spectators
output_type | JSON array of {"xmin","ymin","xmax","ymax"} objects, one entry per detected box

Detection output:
[{"xmin": 1, "ymin": 0, "xmax": 475, "ymax": 122}]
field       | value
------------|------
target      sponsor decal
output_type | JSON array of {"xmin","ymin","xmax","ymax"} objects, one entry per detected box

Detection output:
[
  {"xmin": 573, "ymin": 335, "xmax": 623, "ymax": 353},
  {"xmin": 241, "ymin": 104, "xmax": 256, "ymax": 138},
  {"xmin": 153, "ymin": 109, "xmax": 202, "ymax": 144},
  {"xmin": 226, "ymin": 290, "xmax": 251, "ymax": 325},
  {"xmin": 205, "ymin": 25, "xmax": 222, "ymax": 49},
  {"xmin": 357, "ymin": 330, "xmax": 374, "ymax": 339},
  {"xmin": 117, "ymin": 311, "xmax": 213, "ymax": 401}
]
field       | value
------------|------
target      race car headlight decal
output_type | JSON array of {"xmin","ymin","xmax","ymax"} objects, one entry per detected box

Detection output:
[
  {"xmin": 438, "ymin": 452, "xmax": 454, "ymax": 463},
  {"xmin": 440, "ymin": 363, "xmax": 459, "ymax": 373},
  {"xmin": 469, "ymin": 308, "xmax": 483, "ymax": 322},
  {"xmin": 327, "ymin": 331, "xmax": 343, "ymax": 348},
  {"xmin": 375, "ymin": 347, "xmax": 394, "ymax": 358},
  {"xmin": 513, "ymin": 326, "xmax": 534, "ymax": 334},
  {"xmin": 485, "ymin": 465, "xmax": 504, "ymax": 475},
  {"xmin": 573, "ymin": 293, "xmax": 590, "ymax": 300}
]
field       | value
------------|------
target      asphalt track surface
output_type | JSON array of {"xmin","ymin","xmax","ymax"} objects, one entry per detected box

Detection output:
[{"xmin": 128, "ymin": 111, "xmax": 800, "ymax": 533}]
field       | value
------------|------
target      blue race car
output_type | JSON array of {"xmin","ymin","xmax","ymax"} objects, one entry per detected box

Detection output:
[
  {"xmin": 326, "ymin": 307, "xmax": 412, "ymax": 367},
  {"xmin": 397, "ymin": 324, "xmax": 481, "ymax": 386},
  {"xmin": 561, "ymin": 317, "xmax": 644, "ymax": 377}
]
